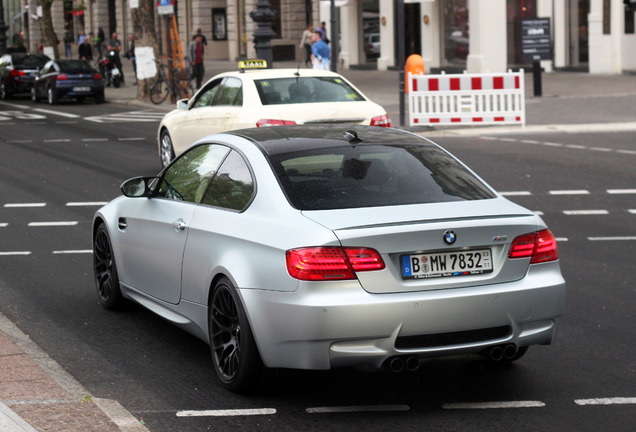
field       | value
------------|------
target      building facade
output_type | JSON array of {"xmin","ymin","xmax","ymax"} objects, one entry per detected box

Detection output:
[{"xmin": 3, "ymin": 0, "xmax": 634, "ymax": 74}]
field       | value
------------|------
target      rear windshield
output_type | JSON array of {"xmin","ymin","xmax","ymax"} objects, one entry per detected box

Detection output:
[
  {"xmin": 13, "ymin": 55, "xmax": 49, "ymax": 67},
  {"xmin": 269, "ymin": 144, "xmax": 495, "ymax": 210},
  {"xmin": 254, "ymin": 77, "xmax": 366, "ymax": 105},
  {"xmin": 59, "ymin": 60, "xmax": 93, "ymax": 74}
]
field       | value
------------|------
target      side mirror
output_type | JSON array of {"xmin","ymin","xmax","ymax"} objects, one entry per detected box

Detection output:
[
  {"xmin": 177, "ymin": 98, "xmax": 188, "ymax": 110},
  {"xmin": 120, "ymin": 177, "xmax": 155, "ymax": 198}
]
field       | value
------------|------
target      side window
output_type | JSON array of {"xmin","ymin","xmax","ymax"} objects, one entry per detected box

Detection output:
[
  {"xmin": 214, "ymin": 77, "xmax": 242, "ymax": 106},
  {"xmin": 157, "ymin": 144, "xmax": 230, "ymax": 203},
  {"xmin": 201, "ymin": 150, "xmax": 254, "ymax": 211},
  {"xmin": 191, "ymin": 78, "xmax": 223, "ymax": 108}
]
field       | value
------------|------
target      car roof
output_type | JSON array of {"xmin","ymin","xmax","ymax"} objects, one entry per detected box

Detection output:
[
  {"xmin": 216, "ymin": 68, "xmax": 346, "ymax": 81},
  {"xmin": 224, "ymin": 125, "xmax": 433, "ymax": 156}
]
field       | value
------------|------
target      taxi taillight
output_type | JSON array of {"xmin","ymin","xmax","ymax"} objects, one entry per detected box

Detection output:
[
  {"xmin": 286, "ymin": 247, "xmax": 385, "ymax": 281},
  {"xmin": 256, "ymin": 119, "xmax": 297, "ymax": 127},
  {"xmin": 508, "ymin": 229, "xmax": 558, "ymax": 264},
  {"xmin": 370, "ymin": 114, "xmax": 392, "ymax": 128}
]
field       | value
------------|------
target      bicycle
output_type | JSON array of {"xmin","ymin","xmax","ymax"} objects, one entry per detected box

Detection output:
[{"xmin": 149, "ymin": 59, "xmax": 194, "ymax": 105}]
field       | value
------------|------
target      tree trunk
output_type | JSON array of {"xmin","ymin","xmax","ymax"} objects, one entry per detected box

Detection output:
[
  {"xmin": 36, "ymin": 0, "xmax": 59, "ymax": 59},
  {"xmin": 131, "ymin": 0, "xmax": 161, "ymax": 99}
]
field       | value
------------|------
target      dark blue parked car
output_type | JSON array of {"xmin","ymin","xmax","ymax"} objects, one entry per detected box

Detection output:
[{"xmin": 31, "ymin": 59, "xmax": 105, "ymax": 104}]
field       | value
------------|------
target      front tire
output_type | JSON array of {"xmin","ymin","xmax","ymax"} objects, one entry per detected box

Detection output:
[
  {"xmin": 159, "ymin": 129, "xmax": 175, "ymax": 168},
  {"xmin": 209, "ymin": 277, "xmax": 263, "ymax": 393},
  {"xmin": 93, "ymin": 223, "xmax": 123, "ymax": 310}
]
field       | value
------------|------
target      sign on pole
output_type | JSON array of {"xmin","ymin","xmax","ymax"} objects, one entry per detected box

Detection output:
[
  {"xmin": 520, "ymin": 18, "xmax": 551, "ymax": 63},
  {"xmin": 157, "ymin": 0, "xmax": 174, "ymax": 15}
]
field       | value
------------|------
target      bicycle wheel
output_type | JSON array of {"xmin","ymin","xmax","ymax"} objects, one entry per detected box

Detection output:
[{"xmin": 149, "ymin": 79, "xmax": 169, "ymax": 104}]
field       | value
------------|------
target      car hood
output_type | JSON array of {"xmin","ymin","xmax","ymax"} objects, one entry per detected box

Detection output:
[{"xmin": 301, "ymin": 198, "xmax": 545, "ymax": 294}]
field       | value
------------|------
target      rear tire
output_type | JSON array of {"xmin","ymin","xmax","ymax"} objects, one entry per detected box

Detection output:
[
  {"xmin": 47, "ymin": 87, "xmax": 58, "ymax": 105},
  {"xmin": 209, "ymin": 277, "xmax": 263, "ymax": 393},
  {"xmin": 1, "ymin": 83, "xmax": 10, "ymax": 100},
  {"xmin": 31, "ymin": 87, "xmax": 38, "ymax": 102}
]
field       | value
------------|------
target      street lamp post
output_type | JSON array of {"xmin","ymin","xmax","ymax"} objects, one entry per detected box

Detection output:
[
  {"xmin": 0, "ymin": 0, "xmax": 8, "ymax": 55},
  {"xmin": 249, "ymin": 0, "xmax": 277, "ymax": 68}
]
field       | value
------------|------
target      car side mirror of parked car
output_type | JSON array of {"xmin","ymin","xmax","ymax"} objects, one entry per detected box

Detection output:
[{"xmin": 120, "ymin": 177, "xmax": 155, "ymax": 198}]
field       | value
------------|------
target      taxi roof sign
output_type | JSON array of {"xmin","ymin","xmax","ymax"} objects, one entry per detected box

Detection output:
[{"xmin": 239, "ymin": 59, "xmax": 268, "ymax": 71}]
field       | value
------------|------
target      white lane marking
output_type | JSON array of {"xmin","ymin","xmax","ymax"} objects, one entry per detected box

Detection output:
[
  {"xmin": 43, "ymin": 139, "xmax": 71, "ymax": 143},
  {"xmin": 306, "ymin": 405, "xmax": 410, "ymax": 414},
  {"xmin": 566, "ymin": 144, "xmax": 586, "ymax": 149},
  {"xmin": 66, "ymin": 201, "xmax": 108, "ymax": 206},
  {"xmin": 555, "ymin": 237, "xmax": 568, "ymax": 242},
  {"xmin": 521, "ymin": 139, "xmax": 540, "ymax": 144},
  {"xmin": 118, "ymin": 137, "xmax": 146, "ymax": 141},
  {"xmin": 590, "ymin": 147, "xmax": 612, "ymax": 152},
  {"xmin": 176, "ymin": 408, "xmax": 276, "ymax": 417},
  {"xmin": 629, "ymin": 209, "xmax": 636, "ymax": 214},
  {"xmin": 33, "ymin": 108, "xmax": 81, "ymax": 118},
  {"xmin": 549, "ymin": 190, "xmax": 590, "ymax": 195},
  {"xmin": 442, "ymin": 401, "xmax": 545, "ymax": 410},
  {"xmin": 616, "ymin": 149, "xmax": 636, "ymax": 155},
  {"xmin": 588, "ymin": 236, "xmax": 636, "ymax": 241},
  {"xmin": 4, "ymin": 203, "xmax": 46, "ymax": 208},
  {"xmin": 563, "ymin": 210, "xmax": 609, "ymax": 215},
  {"xmin": 543, "ymin": 142, "xmax": 564, "ymax": 147},
  {"xmin": 500, "ymin": 191, "xmax": 532, "ymax": 196},
  {"xmin": 81, "ymin": 138, "xmax": 108, "ymax": 142},
  {"xmin": 0, "ymin": 101, "xmax": 29, "ymax": 109},
  {"xmin": 607, "ymin": 189, "xmax": 636, "ymax": 194},
  {"xmin": 0, "ymin": 251, "xmax": 32, "ymax": 256},
  {"xmin": 5, "ymin": 139, "xmax": 33, "ymax": 143},
  {"xmin": 52, "ymin": 250, "xmax": 92, "ymax": 254},
  {"xmin": 575, "ymin": 397, "xmax": 636, "ymax": 406},
  {"xmin": 0, "ymin": 223, "xmax": 7, "ymax": 227},
  {"xmin": 28, "ymin": 221, "xmax": 78, "ymax": 227}
]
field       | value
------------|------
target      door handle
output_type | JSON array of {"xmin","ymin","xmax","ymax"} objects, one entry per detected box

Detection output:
[
  {"xmin": 118, "ymin": 218, "xmax": 127, "ymax": 230},
  {"xmin": 172, "ymin": 218, "xmax": 187, "ymax": 232}
]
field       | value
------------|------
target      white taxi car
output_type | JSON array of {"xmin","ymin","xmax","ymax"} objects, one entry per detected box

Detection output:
[{"xmin": 157, "ymin": 61, "xmax": 392, "ymax": 167}]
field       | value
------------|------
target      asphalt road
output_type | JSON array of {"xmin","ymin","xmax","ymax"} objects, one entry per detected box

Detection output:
[{"xmin": 0, "ymin": 99, "xmax": 634, "ymax": 431}]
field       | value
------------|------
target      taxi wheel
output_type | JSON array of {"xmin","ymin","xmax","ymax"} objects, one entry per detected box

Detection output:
[
  {"xmin": 159, "ymin": 130, "xmax": 175, "ymax": 168},
  {"xmin": 209, "ymin": 277, "xmax": 263, "ymax": 393},
  {"xmin": 93, "ymin": 223, "xmax": 123, "ymax": 310}
]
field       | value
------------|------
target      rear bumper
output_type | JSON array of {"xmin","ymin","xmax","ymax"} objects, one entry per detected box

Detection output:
[
  {"xmin": 239, "ymin": 261, "xmax": 565, "ymax": 369},
  {"xmin": 55, "ymin": 82, "xmax": 104, "ymax": 99}
]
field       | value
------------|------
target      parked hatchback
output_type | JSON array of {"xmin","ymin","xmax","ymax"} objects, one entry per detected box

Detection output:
[
  {"xmin": 31, "ymin": 59, "xmax": 105, "ymax": 104},
  {"xmin": 0, "ymin": 53, "xmax": 50, "ymax": 99}
]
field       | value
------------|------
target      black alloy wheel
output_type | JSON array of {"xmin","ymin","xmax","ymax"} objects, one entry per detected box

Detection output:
[
  {"xmin": 209, "ymin": 277, "xmax": 262, "ymax": 392},
  {"xmin": 93, "ymin": 224, "xmax": 123, "ymax": 309}
]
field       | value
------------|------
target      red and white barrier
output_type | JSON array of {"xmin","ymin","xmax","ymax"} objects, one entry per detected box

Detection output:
[{"xmin": 408, "ymin": 70, "xmax": 525, "ymax": 127}]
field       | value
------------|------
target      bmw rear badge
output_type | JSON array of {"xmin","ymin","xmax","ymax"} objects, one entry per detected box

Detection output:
[{"xmin": 443, "ymin": 230, "xmax": 456, "ymax": 245}]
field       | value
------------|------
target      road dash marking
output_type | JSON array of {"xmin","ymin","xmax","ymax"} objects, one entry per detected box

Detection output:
[
  {"xmin": 0, "ymin": 251, "xmax": 32, "ymax": 256},
  {"xmin": 563, "ymin": 210, "xmax": 609, "ymax": 215},
  {"xmin": 555, "ymin": 237, "xmax": 568, "ymax": 242},
  {"xmin": 0, "ymin": 223, "xmax": 7, "ymax": 227},
  {"xmin": 588, "ymin": 236, "xmax": 636, "ymax": 241},
  {"xmin": 500, "ymin": 191, "xmax": 532, "ymax": 196},
  {"xmin": 549, "ymin": 190, "xmax": 590, "ymax": 195},
  {"xmin": 607, "ymin": 189, "xmax": 636, "ymax": 194},
  {"xmin": 629, "ymin": 209, "xmax": 636, "ymax": 214},
  {"xmin": 118, "ymin": 137, "xmax": 146, "ymax": 141},
  {"xmin": 574, "ymin": 397, "xmax": 636, "ymax": 406},
  {"xmin": 176, "ymin": 408, "xmax": 276, "ymax": 417},
  {"xmin": 306, "ymin": 405, "xmax": 410, "ymax": 414},
  {"xmin": 616, "ymin": 149, "xmax": 636, "ymax": 155},
  {"xmin": 542, "ymin": 142, "xmax": 564, "ymax": 147},
  {"xmin": 4, "ymin": 203, "xmax": 46, "ymax": 208},
  {"xmin": 43, "ymin": 139, "xmax": 71, "ymax": 143},
  {"xmin": 442, "ymin": 401, "xmax": 545, "ymax": 410},
  {"xmin": 81, "ymin": 138, "xmax": 108, "ymax": 142},
  {"xmin": 52, "ymin": 250, "xmax": 92, "ymax": 254},
  {"xmin": 66, "ymin": 202, "xmax": 108, "ymax": 207},
  {"xmin": 590, "ymin": 147, "xmax": 612, "ymax": 152},
  {"xmin": 28, "ymin": 221, "xmax": 78, "ymax": 227}
]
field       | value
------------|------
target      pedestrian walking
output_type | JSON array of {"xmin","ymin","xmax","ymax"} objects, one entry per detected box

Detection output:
[
  {"xmin": 125, "ymin": 34, "xmax": 137, "ymax": 85},
  {"xmin": 311, "ymin": 30, "xmax": 330, "ymax": 71},
  {"xmin": 192, "ymin": 28, "xmax": 209, "ymax": 55},
  {"xmin": 299, "ymin": 24, "xmax": 313, "ymax": 67},
  {"xmin": 78, "ymin": 37, "xmax": 92, "ymax": 61},
  {"xmin": 96, "ymin": 27, "xmax": 105, "ymax": 58},
  {"xmin": 63, "ymin": 29, "xmax": 73, "ymax": 58},
  {"xmin": 317, "ymin": 22, "xmax": 329, "ymax": 43},
  {"xmin": 189, "ymin": 34, "xmax": 205, "ymax": 89}
]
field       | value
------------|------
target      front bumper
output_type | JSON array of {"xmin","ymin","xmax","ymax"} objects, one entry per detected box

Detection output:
[{"xmin": 239, "ymin": 261, "xmax": 565, "ymax": 370}]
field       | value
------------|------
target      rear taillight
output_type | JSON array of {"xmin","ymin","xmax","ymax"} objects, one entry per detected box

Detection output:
[
  {"xmin": 10, "ymin": 70, "xmax": 26, "ymax": 77},
  {"xmin": 508, "ymin": 229, "xmax": 558, "ymax": 264},
  {"xmin": 256, "ymin": 119, "xmax": 297, "ymax": 127},
  {"xmin": 94, "ymin": 73, "xmax": 102, "ymax": 80},
  {"xmin": 370, "ymin": 114, "xmax": 392, "ymax": 128},
  {"xmin": 286, "ymin": 246, "xmax": 385, "ymax": 281},
  {"xmin": 56, "ymin": 74, "xmax": 68, "ymax": 81}
]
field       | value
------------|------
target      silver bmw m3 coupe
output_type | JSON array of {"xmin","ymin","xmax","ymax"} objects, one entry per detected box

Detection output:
[{"xmin": 93, "ymin": 125, "xmax": 565, "ymax": 392}]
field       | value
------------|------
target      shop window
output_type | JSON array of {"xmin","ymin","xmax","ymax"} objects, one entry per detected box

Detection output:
[
  {"xmin": 442, "ymin": 0, "xmax": 469, "ymax": 66},
  {"xmin": 507, "ymin": 0, "xmax": 537, "ymax": 65},
  {"xmin": 626, "ymin": 9, "xmax": 635, "ymax": 34}
]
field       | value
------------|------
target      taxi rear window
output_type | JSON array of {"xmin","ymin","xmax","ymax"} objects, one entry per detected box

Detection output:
[
  {"xmin": 269, "ymin": 144, "xmax": 495, "ymax": 210},
  {"xmin": 254, "ymin": 77, "xmax": 365, "ymax": 105}
]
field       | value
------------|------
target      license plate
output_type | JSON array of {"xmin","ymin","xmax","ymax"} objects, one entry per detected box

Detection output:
[
  {"xmin": 401, "ymin": 249, "xmax": 492, "ymax": 279},
  {"xmin": 73, "ymin": 86, "xmax": 91, "ymax": 92}
]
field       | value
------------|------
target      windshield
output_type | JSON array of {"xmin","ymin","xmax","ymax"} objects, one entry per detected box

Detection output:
[
  {"xmin": 59, "ymin": 60, "xmax": 93, "ymax": 73},
  {"xmin": 269, "ymin": 144, "xmax": 495, "ymax": 210},
  {"xmin": 254, "ymin": 77, "xmax": 366, "ymax": 105}
]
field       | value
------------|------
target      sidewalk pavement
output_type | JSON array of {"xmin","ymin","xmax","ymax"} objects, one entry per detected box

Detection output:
[{"xmin": 2, "ymin": 58, "xmax": 635, "ymax": 432}]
